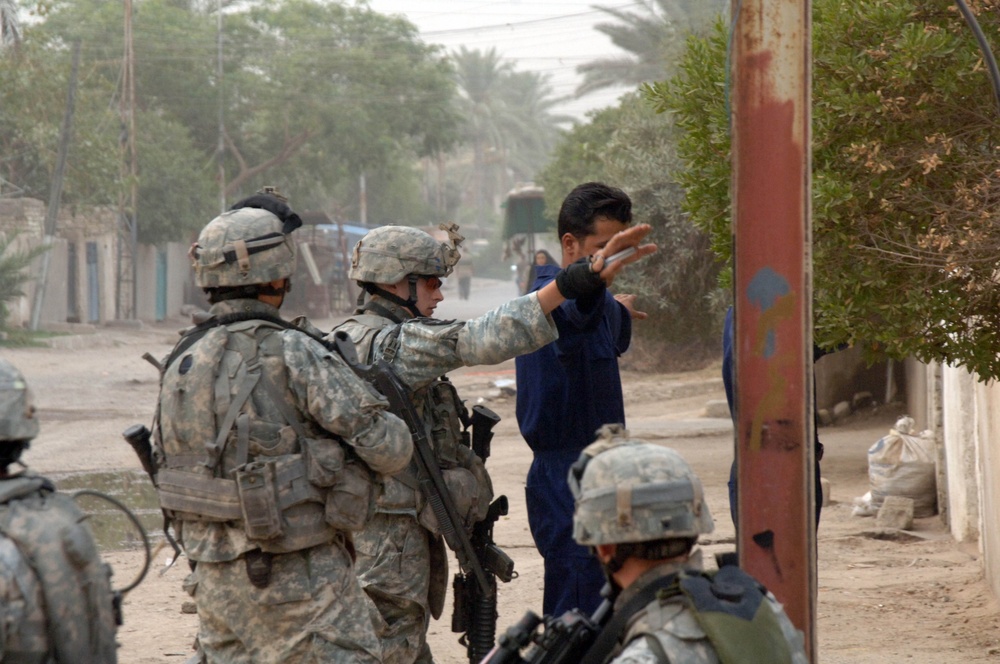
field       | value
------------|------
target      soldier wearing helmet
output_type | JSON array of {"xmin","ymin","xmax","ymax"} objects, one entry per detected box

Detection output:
[
  {"xmin": 568, "ymin": 425, "xmax": 808, "ymax": 664},
  {"xmin": 330, "ymin": 222, "xmax": 656, "ymax": 664},
  {"xmin": 0, "ymin": 358, "xmax": 118, "ymax": 662},
  {"xmin": 153, "ymin": 189, "xmax": 412, "ymax": 663}
]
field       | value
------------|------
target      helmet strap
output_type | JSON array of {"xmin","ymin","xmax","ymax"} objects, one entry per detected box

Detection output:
[
  {"xmin": 257, "ymin": 278, "xmax": 291, "ymax": 297},
  {"xmin": 361, "ymin": 280, "xmax": 421, "ymax": 319}
]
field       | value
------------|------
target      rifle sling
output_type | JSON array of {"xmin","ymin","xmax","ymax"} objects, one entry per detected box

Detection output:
[{"xmin": 579, "ymin": 573, "xmax": 680, "ymax": 664}]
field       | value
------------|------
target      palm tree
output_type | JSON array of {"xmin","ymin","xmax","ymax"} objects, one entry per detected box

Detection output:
[
  {"xmin": 452, "ymin": 47, "xmax": 513, "ymax": 224},
  {"xmin": 0, "ymin": 0, "xmax": 20, "ymax": 49},
  {"xmin": 576, "ymin": 0, "xmax": 727, "ymax": 97},
  {"xmin": 451, "ymin": 47, "xmax": 569, "ymax": 225}
]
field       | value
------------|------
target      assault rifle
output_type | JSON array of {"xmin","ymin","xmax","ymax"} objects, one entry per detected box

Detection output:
[
  {"xmin": 480, "ymin": 598, "xmax": 612, "ymax": 664},
  {"xmin": 331, "ymin": 331, "xmax": 515, "ymax": 663}
]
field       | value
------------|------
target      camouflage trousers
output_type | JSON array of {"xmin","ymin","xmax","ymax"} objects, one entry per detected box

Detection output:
[
  {"xmin": 354, "ymin": 513, "xmax": 435, "ymax": 664},
  {"xmin": 189, "ymin": 536, "xmax": 382, "ymax": 663}
]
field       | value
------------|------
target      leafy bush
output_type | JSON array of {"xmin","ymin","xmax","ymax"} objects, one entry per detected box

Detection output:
[{"xmin": 647, "ymin": 2, "xmax": 1000, "ymax": 379}]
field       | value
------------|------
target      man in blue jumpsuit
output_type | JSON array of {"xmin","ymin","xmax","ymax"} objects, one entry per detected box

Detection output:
[{"xmin": 515, "ymin": 182, "xmax": 647, "ymax": 618}]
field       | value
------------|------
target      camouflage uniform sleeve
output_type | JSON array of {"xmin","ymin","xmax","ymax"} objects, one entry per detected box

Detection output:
[
  {"xmin": 282, "ymin": 330, "xmax": 413, "ymax": 475},
  {"xmin": 384, "ymin": 293, "xmax": 558, "ymax": 389},
  {"xmin": 766, "ymin": 594, "xmax": 810, "ymax": 664},
  {"xmin": 609, "ymin": 638, "xmax": 663, "ymax": 664}
]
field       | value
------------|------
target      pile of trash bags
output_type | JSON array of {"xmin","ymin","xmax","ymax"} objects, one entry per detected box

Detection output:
[{"xmin": 853, "ymin": 416, "xmax": 937, "ymax": 518}]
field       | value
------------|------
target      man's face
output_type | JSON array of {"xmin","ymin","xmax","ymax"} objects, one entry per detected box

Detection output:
[
  {"xmin": 385, "ymin": 275, "xmax": 444, "ymax": 317},
  {"xmin": 560, "ymin": 216, "xmax": 629, "ymax": 268}
]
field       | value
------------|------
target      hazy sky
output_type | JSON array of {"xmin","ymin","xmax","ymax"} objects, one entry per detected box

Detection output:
[{"xmin": 364, "ymin": 0, "xmax": 639, "ymax": 121}]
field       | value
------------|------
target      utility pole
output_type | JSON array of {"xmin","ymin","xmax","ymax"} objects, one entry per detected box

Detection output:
[
  {"xmin": 731, "ymin": 0, "xmax": 815, "ymax": 659},
  {"xmin": 117, "ymin": 0, "xmax": 138, "ymax": 320},
  {"xmin": 30, "ymin": 40, "xmax": 80, "ymax": 331}
]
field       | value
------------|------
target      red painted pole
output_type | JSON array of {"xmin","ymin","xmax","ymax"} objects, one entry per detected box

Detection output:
[{"xmin": 731, "ymin": 0, "xmax": 815, "ymax": 659}]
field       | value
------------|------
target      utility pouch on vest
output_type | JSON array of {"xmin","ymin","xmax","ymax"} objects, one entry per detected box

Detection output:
[
  {"xmin": 235, "ymin": 461, "xmax": 284, "ymax": 540},
  {"xmin": 428, "ymin": 379, "xmax": 469, "ymax": 467},
  {"xmin": 301, "ymin": 437, "xmax": 345, "ymax": 488},
  {"xmin": 417, "ymin": 466, "xmax": 479, "ymax": 534},
  {"xmin": 325, "ymin": 460, "xmax": 375, "ymax": 532}
]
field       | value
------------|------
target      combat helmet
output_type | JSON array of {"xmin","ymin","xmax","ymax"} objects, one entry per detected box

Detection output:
[
  {"xmin": 0, "ymin": 358, "xmax": 39, "ymax": 442},
  {"xmin": 191, "ymin": 205, "xmax": 300, "ymax": 288},
  {"xmin": 570, "ymin": 424, "xmax": 714, "ymax": 547},
  {"xmin": 350, "ymin": 223, "xmax": 464, "ymax": 285}
]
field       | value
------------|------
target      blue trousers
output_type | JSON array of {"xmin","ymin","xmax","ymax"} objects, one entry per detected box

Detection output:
[{"xmin": 525, "ymin": 453, "xmax": 605, "ymax": 617}]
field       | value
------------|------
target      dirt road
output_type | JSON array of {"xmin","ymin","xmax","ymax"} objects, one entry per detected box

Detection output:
[{"xmin": 4, "ymin": 318, "xmax": 998, "ymax": 663}]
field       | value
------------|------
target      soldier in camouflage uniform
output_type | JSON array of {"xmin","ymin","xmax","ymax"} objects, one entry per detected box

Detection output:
[
  {"xmin": 330, "ymin": 223, "xmax": 655, "ymax": 664},
  {"xmin": 153, "ymin": 191, "xmax": 412, "ymax": 663},
  {"xmin": 569, "ymin": 425, "xmax": 809, "ymax": 664},
  {"xmin": 0, "ymin": 358, "xmax": 118, "ymax": 663}
]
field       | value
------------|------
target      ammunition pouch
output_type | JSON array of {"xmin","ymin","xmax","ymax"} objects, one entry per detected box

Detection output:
[
  {"xmin": 157, "ymin": 448, "xmax": 375, "ymax": 553},
  {"xmin": 417, "ymin": 466, "xmax": 480, "ymax": 534},
  {"xmin": 236, "ymin": 461, "xmax": 284, "ymax": 540},
  {"xmin": 301, "ymin": 437, "xmax": 375, "ymax": 532}
]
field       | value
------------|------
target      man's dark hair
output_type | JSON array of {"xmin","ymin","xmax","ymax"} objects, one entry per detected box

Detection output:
[{"xmin": 557, "ymin": 182, "xmax": 632, "ymax": 239}]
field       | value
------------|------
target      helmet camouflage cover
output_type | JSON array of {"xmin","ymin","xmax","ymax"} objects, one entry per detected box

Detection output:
[
  {"xmin": 350, "ymin": 223, "xmax": 463, "ymax": 285},
  {"xmin": 191, "ymin": 207, "xmax": 297, "ymax": 288},
  {"xmin": 571, "ymin": 424, "xmax": 714, "ymax": 546},
  {"xmin": 0, "ymin": 358, "xmax": 39, "ymax": 441}
]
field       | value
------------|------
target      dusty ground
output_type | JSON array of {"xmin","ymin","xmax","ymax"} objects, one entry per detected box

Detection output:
[{"xmin": 4, "ymin": 313, "xmax": 999, "ymax": 663}]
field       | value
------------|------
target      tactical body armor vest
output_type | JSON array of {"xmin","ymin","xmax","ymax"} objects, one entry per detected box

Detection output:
[
  {"xmin": 155, "ymin": 317, "xmax": 362, "ymax": 562},
  {"xmin": 0, "ymin": 476, "xmax": 118, "ymax": 663},
  {"xmin": 610, "ymin": 566, "xmax": 799, "ymax": 664},
  {"xmin": 337, "ymin": 313, "xmax": 492, "ymax": 530}
]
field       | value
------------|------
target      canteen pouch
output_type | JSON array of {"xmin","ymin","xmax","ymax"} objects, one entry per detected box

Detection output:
[
  {"xmin": 301, "ymin": 437, "xmax": 345, "ymax": 488},
  {"xmin": 325, "ymin": 460, "xmax": 375, "ymax": 532},
  {"xmin": 235, "ymin": 461, "xmax": 284, "ymax": 540}
]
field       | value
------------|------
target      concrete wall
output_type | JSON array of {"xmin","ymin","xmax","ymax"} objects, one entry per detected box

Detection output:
[
  {"xmin": 909, "ymin": 361, "xmax": 1000, "ymax": 599},
  {"xmin": 941, "ymin": 367, "xmax": 980, "ymax": 542},
  {"xmin": 976, "ymin": 380, "xmax": 1000, "ymax": 596}
]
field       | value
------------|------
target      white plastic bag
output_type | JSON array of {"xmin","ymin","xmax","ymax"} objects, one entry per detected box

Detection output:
[{"xmin": 868, "ymin": 416, "xmax": 937, "ymax": 518}]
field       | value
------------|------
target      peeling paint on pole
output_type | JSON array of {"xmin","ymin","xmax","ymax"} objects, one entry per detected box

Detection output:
[{"xmin": 731, "ymin": 0, "xmax": 815, "ymax": 659}]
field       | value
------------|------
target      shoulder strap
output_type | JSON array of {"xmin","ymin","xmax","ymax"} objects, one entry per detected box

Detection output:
[
  {"xmin": 580, "ymin": 573, "xmax": 681, "ymax": 664},
  {"xmin": 164, "ymin": 310, "xmax": 339, "ymax": 372}
]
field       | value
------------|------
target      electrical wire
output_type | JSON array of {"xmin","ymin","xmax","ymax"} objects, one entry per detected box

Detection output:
[
  {"xmin": 71, "ymin": 488, "xmax": 152, "ymax": 596},
  {"xmin": 953, "ymin": 0, "xmax": 1000, "ymax": 116}
]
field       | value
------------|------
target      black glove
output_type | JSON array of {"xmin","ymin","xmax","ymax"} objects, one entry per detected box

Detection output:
[
  {"xmin": 554, "ymin": 257, "xmax": 605, "ymax": 300},
  {"xmin": 230, "ymin": 194, "xmax": 303, "ymax": 234}
]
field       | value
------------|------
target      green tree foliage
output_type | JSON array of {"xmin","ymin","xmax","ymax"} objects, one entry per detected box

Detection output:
[
  {"xmin": 1, "ymin": 0, "xmax": 461, "ymax": 241},
  {"xmin": 0, "ymin": 234, "xmax": 47, "ymax": 330},
  {"xmin": 0, "ymin": 0, "xmax": 19, "ymax": 48},
  {"xmin": 451, "ymin": 47, "xmax": 568, "ymax": 225},
  {"xmin": 647, "ymin": 1, "xmax": 1000, "ymax": 379},
  {"xmin": 537, "ymin": 95, "xmax": 725, "ymax": 357},
  {"xmin": 577, "ymin": 0, "xmax": 727, "ymax": 97}
]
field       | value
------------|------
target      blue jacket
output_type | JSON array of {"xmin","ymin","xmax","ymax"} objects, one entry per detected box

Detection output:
[{"xmin": 515, "ymin": 264, "xmax": 632, "ymax": 456}]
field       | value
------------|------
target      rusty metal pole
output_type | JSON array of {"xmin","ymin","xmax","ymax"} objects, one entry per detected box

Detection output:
[{"xmin": 731, "ymin": 0, "xmax": 815, "ymax": 659}]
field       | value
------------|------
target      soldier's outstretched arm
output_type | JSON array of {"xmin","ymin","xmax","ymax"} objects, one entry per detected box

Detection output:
[{"xmin": 282, "ymin": 332, "xmax": 413, "ymax": 475}]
